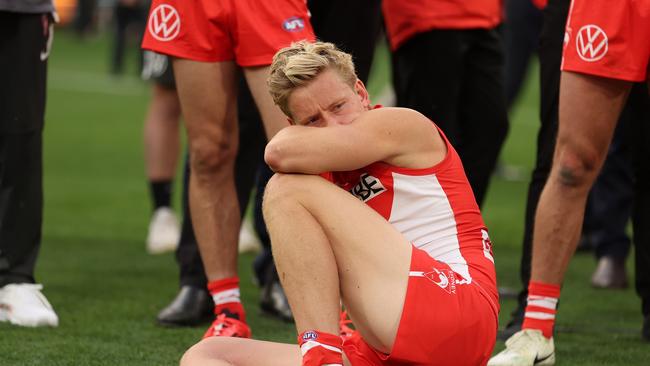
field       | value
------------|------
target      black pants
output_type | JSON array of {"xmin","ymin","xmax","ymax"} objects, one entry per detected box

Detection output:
[
  {"xmin": 584, "ymin": 121, "xmax": 633, "ymax": 261},
  {"xmin": 516, "ymin": 0, "xmax": 650, "ymax": 317},
  {"xmin": 391, "ymin": 28, "xmax": 509, "ymax": 206},
  {"xmin": 112, "ymin": 4, "xmax": 146, "ymax": 75},
  {"xmin": 503, "ymin": 0, "xmax": 543, "ymax": 108},
  {"xmin": 0, "ymin": 12, "xmax": 51, "ymax": 287}
]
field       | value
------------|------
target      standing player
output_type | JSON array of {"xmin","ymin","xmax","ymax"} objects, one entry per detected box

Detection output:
[
  {"xmin": 0, "ymin": 0, "xmax": 59, "ymax": 327},
  {"xmin": 142, "ymin": 0, "xmax": 315, "ymax": 337},
  {"xmin": 489, "ymin": 0, "xmax": 650, "ymax": 364},
  {"xmin": 181, "ymin": 41, "xmax": 499, "ymax": 366}
]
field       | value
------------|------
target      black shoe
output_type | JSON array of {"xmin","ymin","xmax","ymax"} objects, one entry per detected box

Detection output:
[
  {"xmin": 498, "ymin": 302, "xmax": 525, "ymax": 341},
  {"xmin": 643, "ymin": 315, "xmax": 650, "ymax": 342},
  {"xmin": 259, "ymin": 265, "xmax": 293, "ymax": 323},
  {"xmin": 157, "ymin": 286, "xmax": 214, "ymax": 327}
]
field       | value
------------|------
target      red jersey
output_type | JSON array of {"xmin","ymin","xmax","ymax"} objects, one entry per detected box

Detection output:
[
  {"xmin": 323, "ymin": 127, "xmax": 498, "ymax": 306},
  {"xmin": 382, "ymin": 0, "xmax": 504, "ymax": 50},
  {"xmin": 327, "ymin": 126, "xmax": 499, "ymax": 365}
]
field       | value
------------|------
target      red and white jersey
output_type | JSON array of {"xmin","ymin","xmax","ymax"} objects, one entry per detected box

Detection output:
[{"xmin": 323, "ymin": 127, "xmax": 498, "ymax": 302}]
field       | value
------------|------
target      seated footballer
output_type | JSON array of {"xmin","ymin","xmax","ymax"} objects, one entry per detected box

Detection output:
[{"xmin": 181, "ymin": 41, "xmax": 499, "ymax": 366}]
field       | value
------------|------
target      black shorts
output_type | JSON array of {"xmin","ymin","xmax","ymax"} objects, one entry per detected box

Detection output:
[
  {"xmin": 0, "ymin": 11, "xmax": 53, "ymax": 134},
  {"xmin": 141, "ymin": 50, "xmax": 176, "ymax": 89}
]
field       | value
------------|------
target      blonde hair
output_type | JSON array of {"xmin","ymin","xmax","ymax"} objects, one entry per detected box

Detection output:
[{"xmin": 268, "ymin": 41, "xmax": 358, "ymax": 117}]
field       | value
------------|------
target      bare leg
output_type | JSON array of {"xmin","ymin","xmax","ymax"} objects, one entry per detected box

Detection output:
[
  {"xmin": 243, "ymin": 66, "xmax": 291, "ymax": 139},
  {"xmin": 181, "ymin": 337, "xmax": 301, "ymax": 366},
  {"xmin": 173, "ymin": 59, "xmax": 240, "ymax": 280},
  {"xmin": 531, "ymin": 72, "xmax": 631, "ymax": 284},
  {"xmin": 263, "ymin": 173, "xmax": 412, "ymax": 353},
  {"xmin": 143, "ymin": 83, "xmax": 181, "ymax": 180}
]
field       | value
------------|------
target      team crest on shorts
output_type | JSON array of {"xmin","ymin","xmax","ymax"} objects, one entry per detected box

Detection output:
[
  {"xmin": 283, "ymin": 16, "xmax": 306, "ymax": 32},
  {"xmin": 576, "ymin": 24, "xmax": 608, "ymax": 62},
  {"xmin": 424, "ymin": 268, "xmax": 457, "ymax": 294},
  {"xmin": 148, "ymin": 4, "xmax": 181, "ymax": 42}
]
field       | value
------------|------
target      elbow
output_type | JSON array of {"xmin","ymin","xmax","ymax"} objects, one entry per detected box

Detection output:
[{"xmin": 264, "ymin": 143, "xmax": 286, "ymax": 172}]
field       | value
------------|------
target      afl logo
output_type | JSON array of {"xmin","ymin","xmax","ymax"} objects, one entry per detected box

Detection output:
[
  {"xmin": 283, "ymin": 16, "xmax": 305, "ymax": 32},
  {"xmin": 576, "ymin": 24, "xmax": 608, "ymax": 62},
  {"xmin": 148, "ymin": 4, "xmax": 181, "ymax": 42},
  {"xmin": 302, "ymin": 331, "xmax": 318, "ymax": 341}
]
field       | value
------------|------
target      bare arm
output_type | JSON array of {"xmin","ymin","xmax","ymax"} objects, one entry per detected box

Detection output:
[{"xmin": 264, "ymin": 107, "xmax": 446, "ymax": 174}]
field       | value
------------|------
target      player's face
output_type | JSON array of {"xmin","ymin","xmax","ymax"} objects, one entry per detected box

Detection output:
[{"xmin": 287, "ymin": 68, "xmax": 370, "ymax": 127}]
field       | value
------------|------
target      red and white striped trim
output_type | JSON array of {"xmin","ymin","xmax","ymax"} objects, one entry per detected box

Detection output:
[
  {"xmin": 300, "ymin": 340, "xmax": 343, "ymax": 356},
  {"xmin": 524, "ymin": 311, "xmax": 556, "ymax": 320},
  {"xmin": 212, "ymin": 288, "xmax": 240, "ymax": 305},
  {"xmin": 528, "ymin": 295, "xmax": 558, "ymax": 310}
]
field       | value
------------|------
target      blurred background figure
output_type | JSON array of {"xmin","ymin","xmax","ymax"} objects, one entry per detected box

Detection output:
[
  {"xmin": 383, "ymin": 0, "xmax": 509, "ymax": 207},
  {"xmin": 73, "ymin": 0, "xmax": 97, "ymax": 37},
  {"xmin": 0, "ymin": 0, "xmax": 59, "ymax": 328},
  {"xmin": 111, "ymin": 0, "xmax": 146, "ymax": 75},
  {"xmin": 140, "ymin": 50, "xmax": 181, "ymax": 254},
  {"xmin": 582, "ymin": 122, "xmax": 634, "ymax": 290},
  {"xmin": 502, "ymin": 0, "xmax": 543, "ymax": 109}
]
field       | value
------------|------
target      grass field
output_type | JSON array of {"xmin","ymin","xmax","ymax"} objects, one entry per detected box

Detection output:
[{"xmin": 1, "ymin": 29, "xmax": 648, "ymax": 365}]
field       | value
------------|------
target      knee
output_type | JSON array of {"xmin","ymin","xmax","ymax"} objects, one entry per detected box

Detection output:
[
  {"xmin": 179, "ymin": 339, "xmax": 230, "ymax": 366},
  {"xmin": 179, "ymin": 342, "xmax": 206, "ymax": 366},
  {"xmin": 552, "ymin": 143, "xmax": 602, "ymax": 189},
  {"xmin": 263, "ymin": 173, "xmax": 295, "ymax": 210},
  {"xmin": 262, "ymin": 173, "xmax": 317, "ymax": 215},
  {"xmin": 189, "ymin": 134, "xmax": 238, "ymax": 179}
]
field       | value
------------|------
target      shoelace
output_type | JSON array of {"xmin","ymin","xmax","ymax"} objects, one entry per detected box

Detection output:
[{"xmin": 211, "ymin": 314, "xmax": 242, "ymax": 336}]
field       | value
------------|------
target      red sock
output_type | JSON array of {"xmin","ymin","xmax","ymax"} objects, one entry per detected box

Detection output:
[
  {"xmin": 522, "ymin": 281, "xmax": 560, "ymax": 338},
  {"xmin": 208, "ymin": 277, "xmax": 246, "ymax": 323},
  {"xmin": 298, "ymin": 330, "xmax": 343, "ymax": 366}
]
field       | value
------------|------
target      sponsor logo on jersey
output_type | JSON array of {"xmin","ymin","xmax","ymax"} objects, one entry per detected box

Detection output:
[
  {"xmin": 148, "ymin": 4, "xmax": 181, "ymax": 42},
  {"xmin": 576, "ymin": 24, "xmax": 608, "ymax": 62},
  {"xmin": 302, "ymin": 331, "xmax": 318, "ymax": 341},
  {"xmin": 350, "ymin": 174, "xmax": 386, "ymax": 202},
  {"xmin": 283, "ymin": 16, "xmax": 306, "ymax": 32},
  {"xmin": 424, "ymin": 268, "xmax": 457, "ymax": 294}
]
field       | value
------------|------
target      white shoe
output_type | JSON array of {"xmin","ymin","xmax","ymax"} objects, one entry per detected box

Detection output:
[
  {"xmin": 488, "ymin": 329, "xmax": 555, "ymax": 366},
  {"xmin": 0, "ymin": 283, "xmax": 59, "ymax": 327},
  {"xmin": 146, "ymin": 207, "xmax": 180, "ymax": 254},
  {"xmin": 238, "ymin": 217, "xmax": 262, "ymax": 254}
]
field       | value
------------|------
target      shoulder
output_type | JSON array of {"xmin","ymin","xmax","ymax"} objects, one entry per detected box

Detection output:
[{"xmin": 363, "ymin": 107, "xmax": 431, "ymax": 126}]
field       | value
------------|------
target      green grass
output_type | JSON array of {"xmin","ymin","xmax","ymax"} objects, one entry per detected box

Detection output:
[{"xmin": 1, "ymin": 29, "xmax": 648, "ymax": 365}]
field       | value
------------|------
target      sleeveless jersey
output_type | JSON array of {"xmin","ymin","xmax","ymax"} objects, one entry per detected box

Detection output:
[{"xmin": 323, "ymin": 127, "xmax": 498, "ymax": 303}]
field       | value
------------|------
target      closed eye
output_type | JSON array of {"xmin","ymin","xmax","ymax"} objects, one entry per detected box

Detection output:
[{"xmin": 332, "ymin": 102, "xmax": 345, "ymax": 112}]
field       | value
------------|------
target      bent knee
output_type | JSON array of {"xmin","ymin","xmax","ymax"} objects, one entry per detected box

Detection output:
[
  {"xmin": 180, "ymin": 338, "xmax": 232, "ymax": 366},
  {"xmin": 263, "ymin": 173, "xmax": 325, "ymax": 211}
]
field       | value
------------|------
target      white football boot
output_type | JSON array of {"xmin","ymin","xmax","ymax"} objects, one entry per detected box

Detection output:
[
  {"xmin": 146, "ymin": 207, "xmax": 180, "ymax": 254},
  {"xmin": 0, "ymin": 283, "xmax": 59, "ymax": 327},
  {"xmin": 488, "ymin": 329, "xmax": 555, "ymax": 366}
]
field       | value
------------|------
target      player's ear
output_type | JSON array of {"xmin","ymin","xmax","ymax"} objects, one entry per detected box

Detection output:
[
  {"xmin": 287, "ymin": 118, "xmax": 295, "ymax": 125},
  {"xmin": 354, "ymin": 79, "xmax": 370, "ymax": 109}
]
